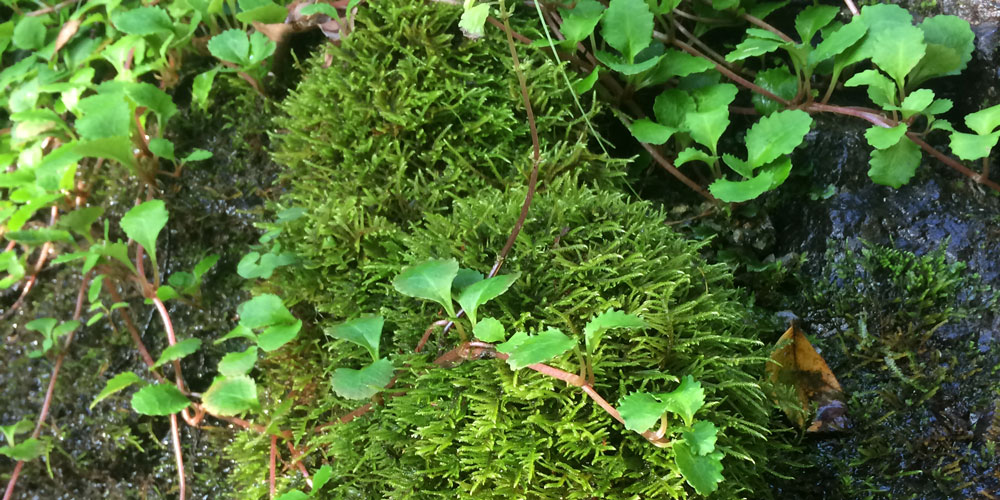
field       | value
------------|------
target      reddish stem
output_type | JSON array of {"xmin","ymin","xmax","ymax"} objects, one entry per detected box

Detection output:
[
  {"xmin": 170, "ymin": 413, "xmax": 186, "ymax": 500},
  {"xmin": 415, "ymin": 320, "xmax": 449, "ymax": 353},
  {"xmin": 269, "ymin": 435, "xmax": 278, "ymax": 498},
  {"xmin": 153, "ymin": 296, "xmax": 188, "ymax": 394}
]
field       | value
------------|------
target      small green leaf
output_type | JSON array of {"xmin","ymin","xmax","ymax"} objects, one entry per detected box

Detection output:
[
  {"xmin": 964, "ymin": 103, "xmax": 1000, "ymax": 136},
  {"xmin": 473, "ymin": 317, "xmax": 506, "ymax": 343},
  {"xmin": 751, "ymin": 67, "xmax": 798, "ymax": 116},
  {"xmin": 925, "ymin": 99, "xmax": 954, "ymax": 115},
  {"xmin": 682, "ymin": 420, "xmax": 719, "ymax": 456},
  {"xmin": 844, "ymin": 69, "xmax": 897, "ymax": 108},
  {"xmin": 594, "ymin": 49, "xmax": 661, "ymax": 75},
  {"xmin": 235, "ymin": 1, "xmax": 287, "ymax": 24},
  {"xmin": 215, "ymin": 324, "xmax": 257, "ymax": 345},
  {"xmin": 75, "ymin": 93, "xmax": 130, "ymax": 140},
  {"xmin": 674, "ymin": 441, "xmax": 724, "ymax": 496},
  {"xmin": 653, "ymin": 89, "xmax": 695, "ymax": 129},
  {"xmin": 202, "ymin": 375, "xmax": 258, "ymax": 416},
  {"xmin": 182, "ymin": 149, "xmax": 212, "ymax": 163},
  {"xmin": 156, "ymin": 285, "xmax": 178, "ymax": 302},
  {"xmin": 218, "ymin": 347, "xmax": 258, "ymax": 377},
  {"xmin": 618, "ymin": 391, "xmax": 667, "ymax": 432},
  {"xmin": 148, "ymin": 138, "xmax": 175, "ymax": 160},
  {"xmin": 745, "ymin": 109, "xmax": 812, "ymax": 168},
  {"xmin": 724, "ymin": 36, "xmax": 785, "ymax": 62},
  {"xmin": 326, "ymin": 316, "xmax": 383, "ymax": 361},
  {"xmin": 313, "ymin": 464, "xmax": 334, "ymax": 492},
  {"xmin": 274, "ymin": 491, "xmax": 309, "ymax": 500},
  {"xmin": 870, "ymin": 24, "xmax": 925, "ymax": 87},
  {"xmin": 208, "ymin": 29, "xmax": 250, "ymax": 66},
  {"xmin": 192, "ymin": 68, "xmax": 219, "ymax": 112},
  {"xmin": 452, "ymin": 268, "xmax": 484, "ymax": 293},
  {"xmin": 393, "ymin": 259, "xmax": 459, "ymax": 317},
  {"xmin": 675, "ymin": 147, "xmax": 716, "ymax": 167},
  {"xmin": 12, "ymin": 16, "xmax": 47, "ymax": 50},
  {"xmin": 248, "ymin": 31, "xmax": 275, "ymax": 64},
  {"xmin": 25, "ymin": 318, "xmax": 57, "ymax": 338},
  {"xmin": 153, "ymin": 338, "xmax": 202, "ymax": 369},
  {"xmin": 0, "ymin": 438, "xmax": 49, "ymax": 461},
  {"xmin": 131, "ymin": 384, "xmax": 190, "ymax": 416},
  {"xmin": 1, "ymin": 419, "xmax": 34, "ymax": 446},
  {"xmin": 907, "ymin": 15, "xmax": 974, "ymax": 86},
  {"xmin": 709, "ymin": 171, "xmax": 775, "ymax": 202},
  {"xmin": 600, "ymin": 0, "xmax": 653, "ymax": 62},
  {"xmin": 573, "ymin": 67, "xmax": 600, "ymax": 94},
  {"xmin": 660, "ymin": 375, "xmax": 706, "ymax": 427},
  {"xmin": 685, "ymin": 108, "xmax": 730, "ymax": 155},
  {"xmin": 583, "ymin": 309, "xmax": 645, "ymax": 352},
  {"xmin": 112, "ymin": 7, "xmax": 173, "ymax": 35},
  {"xmin": 257, "ymin": 320, "xmax": 301, "ymax": 352},
  {"xmin": 559, "ymin": 0, "xmax": 604, "ymax": 46},
  {"xmin": 458, "ymin": 2, "xmax": 490, "ymax": 39},
  {"xmin": 868, "ymin": 136, "xmax": 922, "ymax": 187},
  {"xmin": 237, "ymin": 294, "xmax": 295, "ymax": 329},
  {"xmin": 949, "ymin": 131, "xmax": 1000, "ymax": 161},
  {"xmin": 864, "ymin": 124, "xmax": 907, "ymax": 150},
  {"xmin": 331, "ymin": 358, "xmax": 395, "ymax": 400},
  {"xmin": 899, "ymin": 89, "xmax": 935, "ymax": 119},
  {"xmin": 120, "ymin": 200, "xmax": 168, "ymax": 268},
  {"xmin": 497, "ymin": 328, "xmax": 576, "ymax": 370},
  {"xmin": 629, "ymin": 119, "xmax": 676, "ymax": 145},
  {"xmin": 192, "ymin": 254, "xmax": 219, "ymax": 278},
  {"xmin": 299, "ymin": 3, "xmax": 339, "ymax": 17},
  {"xmin": 90, "ymin": 371, "xmax": 142, "ymax": 410},
  {"xmin": 794, "ymin": 5, "xmax": 839, "ymax": 44},
  {"xmin": 809, "ymin": 17, "xmax": 867, "ymax": 65},
  {"xmin": 457, "ymin": 273, "xmax": 519, "ymax": 326}
]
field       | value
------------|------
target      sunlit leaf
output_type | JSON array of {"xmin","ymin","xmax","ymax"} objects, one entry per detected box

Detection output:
[
  {"xmin": 660, "ymin": 375, "xmax": 705, "ymax": 427},
  {"xmin": 964, "ymin": 103, "xmax": 1000, "ymax": 136},
  {"xmin": 218, "ymin": 347, "xmax": 258, "ymax": 377},
  {"xmin": 674, "ymin": 441, "xmax": 724, "ymax": 496},
  {"xmin": 237, "ymin": 294, "xmax": 295, "ymax": 329},
  {"xmin": 208, "ymin": 29, "xmax": 250, "ymax": 66},
  {"xmin": 870, "ymin": 24, "xmax": 925, "ymax": 87},
  {"xmin": 393, "ymin": 259, "xmax": 459, "ymax": 317},
  {"xmin": 864, "ymin": 124, "xmax": 907, "ymax": 150},
  {"xmin": 457, "ymin": 273, "xmax": 519, "ymax": 326},
  {"xmin": 331, "ymin": 358, "xmax": 394, "ymax": 400},
  {"xmin": 949, "ymin": 131, "xmax": 1000, "ymax": 161},
  {"xmin": 458, "ymin": 2, "xmax": 490, "ymax": 39},
  {"xmin": 90, "ymin": 371, "xmax": 142, "ymax": 409},
  {"xmin": 745, "ymin": 109, "xmax": 812, "ymax": 168},
  {"xmin": 618, "ymin": 391, "xmax": 667, "ymax": 432},
  {"xmin": 583, "ymin": 308, "xmax": 645, "ymax": 352},
  {"xmin": 153, "ymin": 338, "xmax": 202, "ymax": 369},
  {"xmin": 202, "ymin": 375, "xmax": 258, "ymax": 416},
  {"xmin": 131, "ymin": 384, "xmax": 190, "ymax": 416},
  {"xmin": 497, "ymin": 328, "xmax": 575, "ymax": 370},
  {"xmin": 326, "ymin": 316, "xmax": 383, "ymax": 361},
  {"xmin": 112, "ymin": 7, "xmax": 173, "ymax": 35},
  {"xmin": 257, "ymin": 320, "xmax": 301, "ymax": 352},
  {"xmin": 868, "ymin": 136, "xmax": 921, "ymax": 188},
  {"xmin": 682, "ymin": 420, "xmax": 718, "ymax": 456},
  {"xmin": 473, "ymin": 317, "xmax": 505, "ymax": 343},
  {"xmin": 600, "ymin": 0, "xmax": 653, "ymax": 62},
  {"xmin": 629, "ymin": 119, "xmax": 676, "ymax": 145},
  {"xmin": 120, "ymin": 200, "xmax": 168, "ymax": 268}
]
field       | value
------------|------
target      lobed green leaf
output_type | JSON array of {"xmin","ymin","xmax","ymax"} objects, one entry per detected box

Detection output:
[
  {"xmin": 330, "ymin": 358, "xmax": 395, "ymax": 400},
  {"xmin": 600, "ymin": 0, "xmax": 653, "ymax": 62},
  {"xmin": 497, "ymin": 328, "xmax": 576, "ymax": 370},
  {"xmin": 153, "ymin": 338, "xmax": 202, "ymax": 369},
  {"xmin": 131, "ymin": 384, "xmax": 190, "ymax": 416},
  {"xmin": 202, "ymin": 375, "xmax": 258, "ymax": 416},
  {"xmin": 325, "ymin": 316, "xmax": 384, "ymax": 361},
  {"xmin": 674, "ymin": 441, "xmax": 725, "ymax": 496},
  {"xmin": 868, "ymin": 136, "xmax": 921, "ymax": 187}
]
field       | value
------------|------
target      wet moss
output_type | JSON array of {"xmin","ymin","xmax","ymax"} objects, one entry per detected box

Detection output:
[{"xmin": 773, "ymin": 241, "xmax": 1000, "ymax": 498}]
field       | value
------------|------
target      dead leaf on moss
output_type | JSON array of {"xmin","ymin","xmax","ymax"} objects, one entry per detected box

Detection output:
[
  {"xmin": 767, "ymin": 321, "xmax": 849, "ymax": 432},
  {"xmin": 53, "ymin": 19, "xmax": 81, "ymax": 55}
]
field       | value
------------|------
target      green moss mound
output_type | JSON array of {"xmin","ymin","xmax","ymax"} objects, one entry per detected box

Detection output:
[
  {"xmin": 271, "ymin": 0, "xmax": 625, "ymax": 319},
  {"xmin": 254, "ymin": 179, "xmax": 779, "ymax": 499}
]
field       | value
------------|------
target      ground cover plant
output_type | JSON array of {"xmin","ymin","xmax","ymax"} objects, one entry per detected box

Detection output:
[{"xmin": 1, "ymin": 0, "xmax": 998, "ymax": 498}]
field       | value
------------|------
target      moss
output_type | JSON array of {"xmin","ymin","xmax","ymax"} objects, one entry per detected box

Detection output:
[
  {"xmin": 776, "ymin": 241, "xmax": 1000, "ymax": 498},
  {"xmin": 249, "ymin": 178, "xmax": 785, "ymax": 499},
  {"xmin": 269, "ymin": 0, "xmax": 627, "ymax": 320}
]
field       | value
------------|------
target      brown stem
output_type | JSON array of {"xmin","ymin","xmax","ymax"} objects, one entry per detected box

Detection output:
[
  {"xmin": 153, "ymin": 296, "xmax": 188, "ymax": 394},
  {"xmin": 490, "ymin": 3, "xmax": 543, "ymax": 279},
  {"xmin": 170, "ymin": 413, "xmax": 186, "ymax": 500},
  {"xmin": 106, "ymin": 285, "xmax": 162, "ymax": 376},
  {"xmin": 415, "ymin": 319, "xmax": 449, "ymax": 353},
  {"xmin": 668, "ymin": 38, "xmax": 789, "ymax": 106},
  {"xmin": 843, "ymin": 0, "xmax": 859, "ymax": 16},
  {"xmin": 742, "ymin": 12, "xmax": 794, "ymax": 43},
  {"xmin": 285, "ymin": 441, "xmax": 312, "ymax": 488},
  {"xmin": 1, "ymin": 206, "xmax": 58, "ymax": 321},
  {"xmin": 639, "ymin": 139, "xmax": 715, "ymax": 201},
  {"xmin": 907, "ymin": 133, "xmax": 1000, "ymax": 191},
  {"xmin": 269, "ymin": 435, "xmax": 278, "ymax": 498}
]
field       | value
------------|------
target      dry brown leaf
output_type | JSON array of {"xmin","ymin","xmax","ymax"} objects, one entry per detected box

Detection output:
[
  {"xmin": 766, "ymin": 321, "xmax": 848, "ymax": 432},
  {"xmin": 53, "ymin": 19, "xmax": 82, "ymax": 55}
]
